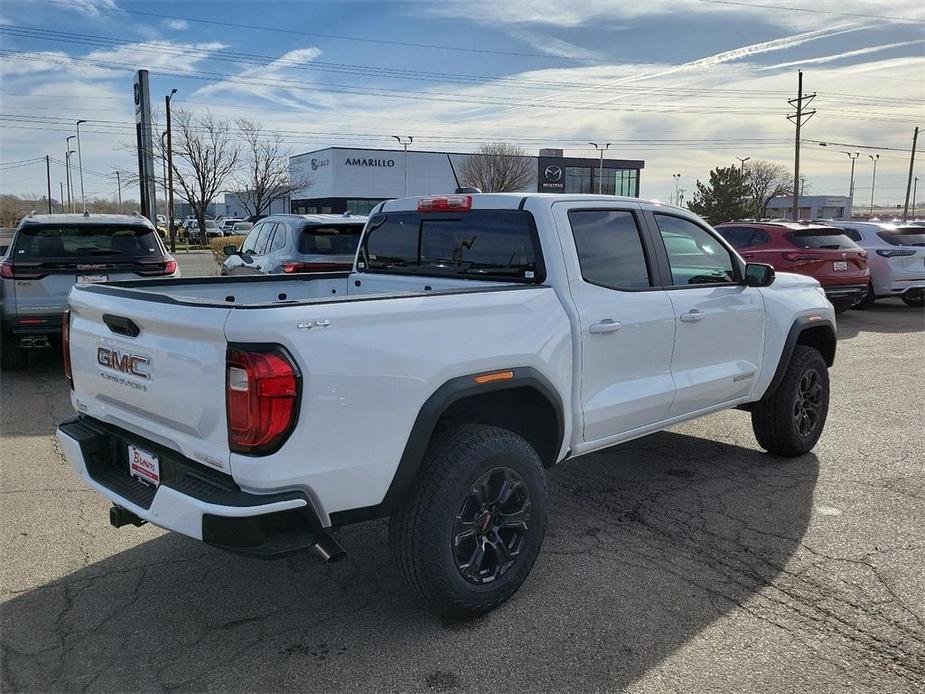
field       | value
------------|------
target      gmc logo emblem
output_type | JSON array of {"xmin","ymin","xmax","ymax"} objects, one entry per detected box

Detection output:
[{"xmin": 97, "ymin": 347, "xmax": 151, "ymax": 380}]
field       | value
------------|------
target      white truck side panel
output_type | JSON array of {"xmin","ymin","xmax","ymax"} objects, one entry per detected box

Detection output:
[{"xmin": 222, "ymin": 286, "xmax": 573, "ymax": 520}]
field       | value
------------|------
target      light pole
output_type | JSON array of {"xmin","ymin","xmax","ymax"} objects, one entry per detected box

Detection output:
[
  {"xmin": 840, "ymin": 151, "xmax": 859, "ymax": 218},
  {"xmin": 66, "ymin": 135, "xmax": 76, "ymax": 212},
  {"xmin": 589, "ymin": 142, "xmax": 611, "ymax": 194},
  {"xmin": 115, "ymin": 170, "xmax": 122, "ymax": 206},
  {"xmin": 913, "ymin": 177, "xmax": 919, "ymax": 219},
  {"xmin": 76, "ymin": 119, "xmax": 87, "ymax": 210},
  {"xmin": 737, "ymin": 156, "xmax": 750, "ymax": 177},
  {"xmin": 678, "ymin": 188, "xmax": 686, "ymax": 207},
  {"xmin": 160, "ymin": 130, "xmax": 168, "ymax": 216},
  {"xmin": 392, "ymin": 135, "xmax": 413, "ymax": 196},
  {"xmin": 166, "ymin": 88, "xmax": 177, "ymax": 252},
  {"xmin": 672, "ymin": 173, "xmax": 681, "ymax": 206},
  {"xmin": 868, "ymin": 154, "xmax": 879, "ymax": 217},
  {"xmin": 59, "ymin": 182, "xmax": 64, "ymax": 213}
]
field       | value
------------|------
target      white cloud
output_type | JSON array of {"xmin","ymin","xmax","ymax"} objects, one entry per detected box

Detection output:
[
  {"xmin": 63, "ymin": 0, "xmax": 118, "ymax": 17},
  {"xmin": 165, "ymin": 18, "xmax": 190, "ymax": 31},
  {"xmin": 505, "ymin": 29, "xmax": 604, "ymax": 60}
]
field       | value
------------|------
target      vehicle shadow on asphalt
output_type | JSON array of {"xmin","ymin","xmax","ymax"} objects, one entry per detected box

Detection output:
[
  {"xmin": 835, "ymin": 300, "xmax": 924, "ymax": 340},
  {"xmin": 0, "ymin": 350, "xmax": 73, "ymax": 438},
  {"xmin": 1, "ymin": 430, "xmax": 818, "ymax": 692}
]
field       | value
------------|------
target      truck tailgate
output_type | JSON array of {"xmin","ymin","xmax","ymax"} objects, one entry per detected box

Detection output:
[{"xmin": 68, "ymin": 287, "xmax": 232, "ymax": 472}]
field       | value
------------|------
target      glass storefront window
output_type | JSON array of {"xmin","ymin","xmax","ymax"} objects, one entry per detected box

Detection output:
[
  {"xmin": 565, "ymin": 167, "xmax": 592, "ymax": 194},
  {"xmin": 592, "ymin": 169, "xmax": 638, "ymax": 197}
]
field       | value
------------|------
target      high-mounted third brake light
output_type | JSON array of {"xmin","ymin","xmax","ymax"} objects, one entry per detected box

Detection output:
[
  {"xmin": 417, "ymin": 194, "xmax": 472, "ymax": 212},
  {"xmin": 226, "ymin": 345, "xmax": 300, "ymax": 455}
]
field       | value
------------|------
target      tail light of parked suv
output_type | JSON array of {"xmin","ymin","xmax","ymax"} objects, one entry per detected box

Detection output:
[
  {"xmin": 0, "ymin": 260, "xmax": 45, "ymax": 279},
  {"xmin": 136, "ymin": 258, "xmax": 178, "ymax": 276},
  {"xmin": 876, "ymin": 249, "xmax": 916, "ymax": 258},
  {"xmin": 226, "ymin": 345, "xmax": 300, "ymax": 454},
  {"xmin": 62, "ymin": 310, "xmax": 73, "ymax": 390}
]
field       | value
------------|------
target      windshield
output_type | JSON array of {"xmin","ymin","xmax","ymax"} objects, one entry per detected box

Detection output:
[
  {"xmin": 299, "ymin": 224, "xmax": 363, "ymax": 255},
  {"xmin": 786, "ymin": 230, "xmax": 860, "ymax": 250},
  {"xmin": 878, "ymin": 227, "xmax": 925, "ymax": 247},
  {"xmin": 12, "ymin": 224, "xmax": 163, "ymax": 259},
  {"xmin": 359, "ymin": 210, "xmax": 541, "ymax": 282},
  {"xmin": 204, "ymin": 221, "xmax": 220, "ymax": 229}
]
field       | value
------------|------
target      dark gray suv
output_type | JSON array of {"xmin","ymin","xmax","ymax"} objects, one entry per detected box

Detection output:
[{"xmin": 220, "ymin": 213, "xmax": 367, "ymax": 275}]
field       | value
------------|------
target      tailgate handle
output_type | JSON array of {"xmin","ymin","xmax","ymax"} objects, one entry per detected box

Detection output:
[{"xmin": 102, "ymin": 314, "xmax": 140, "ymax": 338}]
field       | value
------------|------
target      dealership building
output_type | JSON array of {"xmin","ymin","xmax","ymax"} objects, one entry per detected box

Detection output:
[{"xmin": 288, "ymin": 147, "xmax": 645, "ymax": 215}]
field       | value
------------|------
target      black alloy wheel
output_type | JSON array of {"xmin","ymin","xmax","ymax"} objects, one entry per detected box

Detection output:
[
  {"xmin": 901, "ymin": 291, "xmax": 924, "ymax": 308},
  {"xmin": 453, "ymin": 467, "xmax": 532, "ymax": 585},
  {"xmin": 793, "ymin": 368, "xmax": 824, "ymax": 438}
]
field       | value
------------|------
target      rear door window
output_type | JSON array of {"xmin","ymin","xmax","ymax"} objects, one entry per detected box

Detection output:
[
  {"xmin": 877, "ymin": 227, "xmax": 925, "ymax": 247},
  {"xmin": 360, "ymin": 210, "xmax": 541, "ymax": 282},
  {"xmin": 300, "ymin": 224, "xmax": 363, "ymax": 256},
  {"xmin": 718, "ymin": 226, "xmax": 769, "ymax": 249},
  {"xmin": 786, "ymin": 230, "xmax": 860, "ymax": 250},
  {"xmin": 13, "ymin": 225, "xmax": 163, "ymax": 260},
  {"xmin": 568, "ymin": 209, "xmax": 651, "ymax": 289}
]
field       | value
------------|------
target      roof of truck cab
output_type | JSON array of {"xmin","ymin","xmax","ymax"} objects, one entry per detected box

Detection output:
[
  {"xmin": 262, "ymin": 213, "xmax": 368, "ymax": 225},
  {"xmin": 378, "ymin": 193, "xmax": 677, "ymax": 213},
  {"xmin": 17, "ymin": 213, "xmax": 155, "ymax": 229}
]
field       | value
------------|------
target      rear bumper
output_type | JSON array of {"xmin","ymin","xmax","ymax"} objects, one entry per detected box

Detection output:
[
  {"xmin": 822, "ymin": 284, "xmax": 867, "ymax": 302},
  {"xmin": 3, "ymin": 313, "xmax": 64, "ymax": 335},
  {"xmin": 57, "ymin": 416, "xmax": 326, "ymax": 558}
]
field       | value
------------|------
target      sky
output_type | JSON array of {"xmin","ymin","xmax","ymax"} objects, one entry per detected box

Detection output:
[{"xmin": 0, "ymin": 0, "xmax": 923, "ymax": 208}]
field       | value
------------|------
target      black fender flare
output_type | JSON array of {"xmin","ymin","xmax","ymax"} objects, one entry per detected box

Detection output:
[
  {"xmin": 328, "ymin": 366, "xmax": 563, "ymax": 526},
  {"xmin": 760, "ymin": 316, "xmax": 836, "ymax": 401}
]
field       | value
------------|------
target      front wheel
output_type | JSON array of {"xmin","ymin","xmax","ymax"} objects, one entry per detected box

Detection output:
[
  {"xmin": 901, "ymin": 291, "xmax": 924, "ymax": 308},
  {"xmin": 389, "ymin": 424, "xmax": 548, "ymax": 619},
  {"xmin": 751, "ymin": 345, "xmax": 829, "ymax": 457}
]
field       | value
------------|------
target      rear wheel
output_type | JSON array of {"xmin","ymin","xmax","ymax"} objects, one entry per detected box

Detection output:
[
  {"xmin": 0, "ymin": 335, "xmax": 27, "ymax": 370},
  {"xmin": 389, "ymin": 424, "xmax": 547, "ymax": 619},
  {"xmin": 901, "ymin": 291, "xmax": 924, "ymax": 308},
  {"xmin": 751, "ymin": 345, "xmax": 829, "ymax": 457}
]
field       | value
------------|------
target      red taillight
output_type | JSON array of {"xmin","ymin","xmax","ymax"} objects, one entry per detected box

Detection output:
[
  {"xmin": 417, "ymin": 194, "xmax": 472, "ymax": 212},
  {"xmin": 282, "ymin": 261, "xmax": 351, "ymax": 273},
  {"xmin": 136, "ymin": 258, "xmax": 177, "ymax": 276},
  {"xmin": 783, "ymin": 252, "xmax": 823, "ymax": 262},
  {"xmin": 62, "ymin": 310, "xmax": 73, "ymax": 389},
  {"xmin": 0, "ymin": 260, "xmax": 44, "ymax": 279},
  {"xmin": 226, "ymin": 345, "xmax": 300, "ymax": 454}
]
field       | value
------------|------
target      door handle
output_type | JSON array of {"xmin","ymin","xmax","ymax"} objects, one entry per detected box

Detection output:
[
  {"xmin": 680, "ymin": 309, "xmax": 704, "ymax": 323},
  {"xmin": 589, "ymin": 319, "xmax": 622, "ymax": 334}
]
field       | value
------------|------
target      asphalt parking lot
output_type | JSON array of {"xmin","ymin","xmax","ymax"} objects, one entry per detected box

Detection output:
[{"xmin": 1, "ymin": 255, "xmax": 923, "ymax": 692}]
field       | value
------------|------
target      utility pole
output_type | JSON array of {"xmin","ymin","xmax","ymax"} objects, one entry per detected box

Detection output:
[
  {"xmin": 902, "ymin": 126, "xmax": 919, "ymax": 221},
  {"xmin": 45, "ymin": 155, "xmax": 52, "ymax": 213},
  {"xmin": 116, "ymin": 170, "xmax": 122, "ymax": 206},
  {"xmin": 59, "ymin": 182, "xmax": 64, "ymax": 213},
  {"xmin": 160, "ymin": 130, "xmax": 168, "ymax": 216},
  {"xmin": 868, "ymin": 154, "xmax": 879, "ymax": 217},
  {"xmin": 840, "ymin": 151, "xmax": 859, "ymax": 218},
  {"xmin": 737, "ymin": 156, "xmax": 750, "ymax": 177},
  {"xmin": 672, "ymin": 173, "xmax": 681, "ymax": 206},
  {"xmin": 66, "ymin": 135, "xmax": 76, "ymax": 212},
  {"xmin": 76, "ymin": 119, "xmax": 87, "ymax": 211},
  {"xmin": 392, "ymin": 135, "xmax": 413, "ymax": 196},
  {"xmin": 912, "ymin": 177, "xmax": 918, "ymax": 219},
  {"xmin": 678, "ymin": 189, "xmax": 686, "ymax": 207},
  {"xmin": 787, "ymin": 70, "xmax": 816, "ymax": 222},
  {"xmin": 166, "ymin": 88, "xmax": 177, "ymax": 252},
  {"xmin": 589, "ymin": 142, "xmax": 611, "ymax": 194}
]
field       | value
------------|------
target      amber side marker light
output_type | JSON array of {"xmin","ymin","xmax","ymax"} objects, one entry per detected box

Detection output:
[{"xmin": 473, "ymin": 370, "xmax": 514, "ymax": 385}]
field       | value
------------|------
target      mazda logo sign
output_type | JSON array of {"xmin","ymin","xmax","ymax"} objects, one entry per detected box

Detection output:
[{"xmin": 544, "ymin": 165, "xmax": 563, "ymax": 182}]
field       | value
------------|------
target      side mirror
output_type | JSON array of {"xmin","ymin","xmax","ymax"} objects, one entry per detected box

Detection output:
[
  {"xmin": 222, "ymin": 245, "xmax": 238, "ymax": 256},
  {"xmin": 744, "ymin": 262, "xmax": 775, "ymax": 287}
]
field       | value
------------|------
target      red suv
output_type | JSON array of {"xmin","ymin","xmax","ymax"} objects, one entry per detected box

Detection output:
[{"xmin": 715, "ymin": 222, "xmax": 869, "ymax": 312}]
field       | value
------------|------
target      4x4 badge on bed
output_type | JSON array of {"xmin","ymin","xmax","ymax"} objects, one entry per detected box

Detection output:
[{"xmin": 297, "ymin": 319, "xmax": 330, "ymax": 330}]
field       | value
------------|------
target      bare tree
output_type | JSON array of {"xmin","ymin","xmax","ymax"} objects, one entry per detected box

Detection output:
[
  {"xmin": 232, "ymin": 119, "xmax": 309, "ymax": 219},
  {"xmin": 745, "ymin": 160, "xmax": 793, "ymax": 219},
  {"xmin": 169, "ymin": 110, "xmax": 240, "ymax": 234},
  {"xmin": 460, "ymin": 142, "xmax": 534, "ymax": 193}
]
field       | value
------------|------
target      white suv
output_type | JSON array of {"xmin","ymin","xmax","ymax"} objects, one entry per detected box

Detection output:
[{"xmin": 826, "ymin": 221, "xmax": 925, "ymax": 307}]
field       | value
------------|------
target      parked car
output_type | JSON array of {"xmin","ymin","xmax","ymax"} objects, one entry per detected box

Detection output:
[
  {"xmin": 220, "ymin": 213, "xmax": 366, "ymax": 275},
  {"xmin": 230, "ymin": 221, "xmax": 253, "ymax": 235},
  {"xmin": 221, "ymin": 218, "xmax": 244, "ymax": 233},
  {"xmin": 1, "ymin": 212, "xmax": 178, "ymax": 369},
  {"xmin": 823, "ymin": 221, "xmax": 925, "ymax": 307},
  {"xmin": 203, "ymin": 220, "xmax": 223, "ymax": 239},
  {"xmin": 57, "ymin": 193, "xmax": 836, "ymax": 617},
  {"xmin": 715, "ymin": 222, "xmax": 869, "ymax": 312}
]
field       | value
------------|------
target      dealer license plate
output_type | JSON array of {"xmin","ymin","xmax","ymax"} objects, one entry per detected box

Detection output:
[
  {"xmin": 833, "ymin": 261, "xmax": 848, "ymax": 271},
  {"xmin": 128, "ymin": 444, "xmax": 160, "ymax": 486},
  {"xmin": 77, "ymin": 274, "xmax": 108, "ymax": 284}
]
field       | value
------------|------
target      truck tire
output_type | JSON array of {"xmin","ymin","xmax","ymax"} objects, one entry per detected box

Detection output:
[
  {"xmin": 0, "ymin": 336, "xmax": 26, "ymax": 370},
  {"xmin": 900, "ymin": 291, "xmax": 924, "ymax": 308},
  {"xmin": 751, "ymin": 345, "xmax": 829, "ymax": 457},
  {"xmin": 389, "ymin": 424, "xmax": 548, "ymax": 619}
]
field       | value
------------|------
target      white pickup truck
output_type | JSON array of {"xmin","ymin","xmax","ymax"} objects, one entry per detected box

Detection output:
[{"xmin": 57, "ymin": 193, "xmax": 836, "ymax": 617}]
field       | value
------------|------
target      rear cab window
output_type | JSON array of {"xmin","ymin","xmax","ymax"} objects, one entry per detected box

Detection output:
[
  {"xmin": 359, "ymin": 210, "xmax": 543, "ymax": 282},
  {"xmin": 300, "ymin": 224, "xmax": 363, "ymax": 256},
  {"xmin": 568, "ymin": 209, "xmax": 651, "ymax": 289},
  {"xmin": 12, "ymin": 224, "xmax": 164, "ymax": 261},
  {"xmin": 877, "ymin": 227, "xmax": 925, "ymax": 247},
  {"xmin": 786, "ymin": 229, "xmax": 860, "ymax": 250}
]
